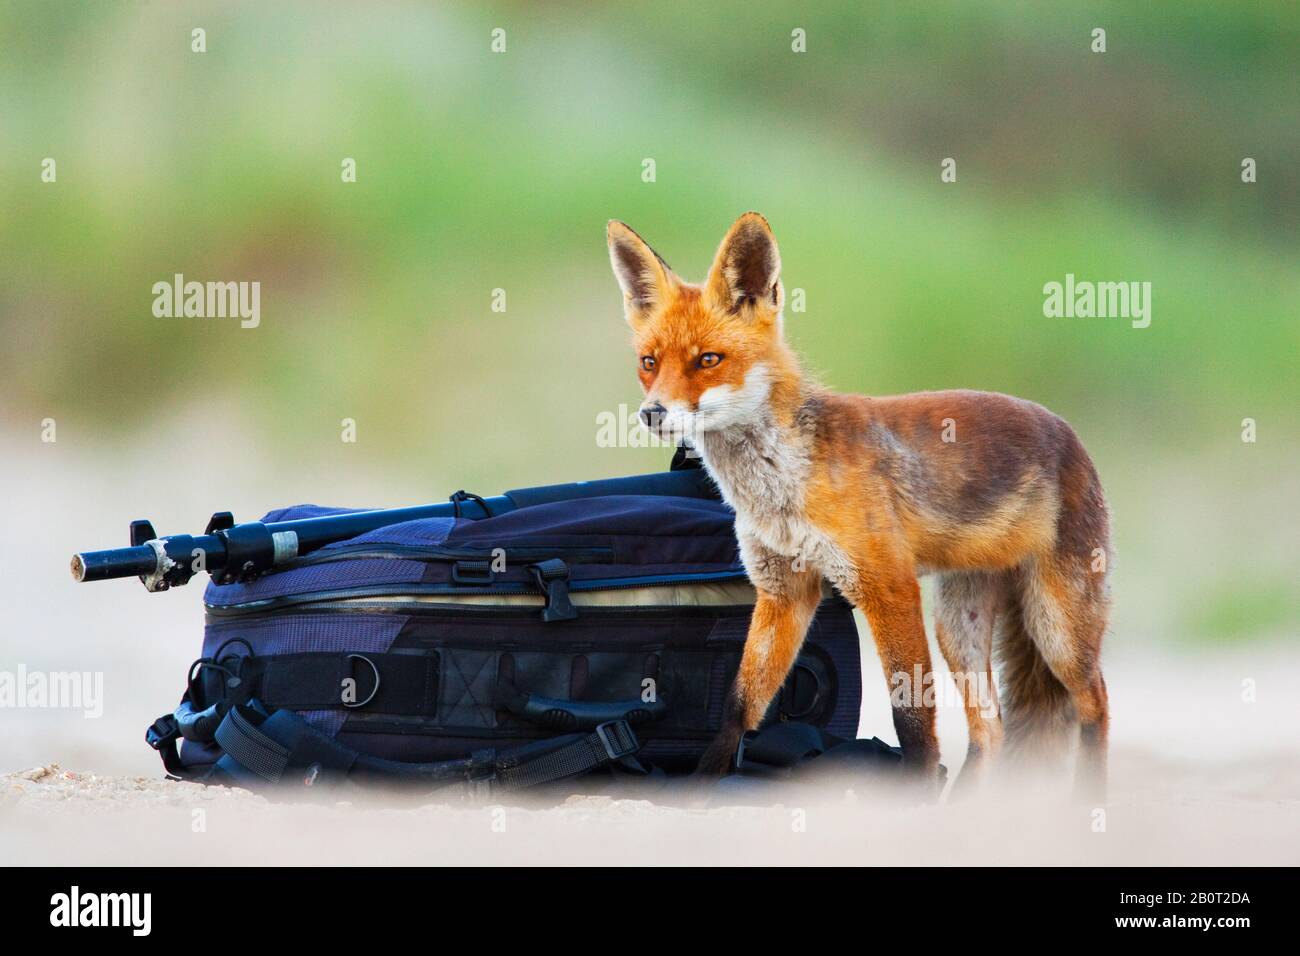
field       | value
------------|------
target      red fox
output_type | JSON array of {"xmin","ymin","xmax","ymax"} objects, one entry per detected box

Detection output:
[{"xmin": 607, "ymin": 212, "xmax": 1111, "ymax": 795}]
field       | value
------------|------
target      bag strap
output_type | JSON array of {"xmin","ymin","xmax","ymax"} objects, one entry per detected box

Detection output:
[
  {"xmin": 144, "ymin": 691, "xmax": 230, "ymax": 781},
  {"xmin": 203, "ymin": 701, "xmax": 641, "ymax": 797},
  {"xmin": 144, "ymin": 713, "xmax": 190, "ymax": 779},
  {"xmin": 669, "ymin": 442, "xmax": 702, "ymax": 471},
  {"xmin": 490, "ymin": 720, "xmax": 641, "ymax": 790},
  {"xmin": 231, "ymin": 651, "xmax": 439, "ymax": 714},
  {"xmin": 734, "ymin": 722, "xmax": 903, "ymax": 776}
]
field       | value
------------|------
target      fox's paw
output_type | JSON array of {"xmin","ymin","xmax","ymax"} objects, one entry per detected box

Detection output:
[
  {"xmin": 895, "ymin": 753, "xmax": 943, "ymax": 801},
  {"xmin": 693, "ymin": 741, "xmax": 738, "ymax": 780},
  {"xmin": 681, "ymin": 749, "xmax": 735, "ymax": 808}
]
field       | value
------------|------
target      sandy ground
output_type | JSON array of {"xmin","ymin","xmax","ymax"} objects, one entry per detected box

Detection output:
[
  {"xmin": 4, "ymin": 646, "xmax": 1297, "ymax": 866},
  {"xmin": 2, "ymin": 725, "xmax": 1298, "ymax": 865},
  {"xmin": 1, "ymin": 423, "xmax": 1297, "ymax": 865}
]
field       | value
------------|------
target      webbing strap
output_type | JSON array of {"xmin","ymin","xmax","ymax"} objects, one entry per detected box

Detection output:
[
  {"xmin": 494, "ymin": 721, "xmax": 639, "ymax": 790},
  {"xmin": 214, "ymin": 706, "xmax": 291, "ymax": 783},
  {"xmin": 204, "ymin": 701, "xmax": 640, "ymax": 796},
  {"xmin": 232, "ymin": 651, "xmax": 439, "ymax": 714}
]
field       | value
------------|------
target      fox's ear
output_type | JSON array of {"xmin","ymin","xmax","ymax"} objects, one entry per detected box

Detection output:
[
  {"xmin": 705, "ymin": 212, "xmax": 783, "ymax": 317},
  {"xmin": 607, "ymin": 220, "xmax": 676, "ymax": 326}
]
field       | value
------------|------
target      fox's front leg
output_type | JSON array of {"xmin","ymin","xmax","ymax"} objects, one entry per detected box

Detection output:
[{"xmin": 696, "ymin": 547, "xmax": 824, "ymax": 776}]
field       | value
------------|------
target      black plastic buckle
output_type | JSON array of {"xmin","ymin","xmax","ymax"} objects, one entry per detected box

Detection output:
[
  {"xmin": 529, "ymin": 559, "xmax": 577, "ymax": 622},
  {"xmin": 594, "ymin": 720, "xmax": 639, "ymax": 762},
  {"xmin": 451, "ymin": 560, "xmax": 495, "ymax": 586},
  {"xmin": 145, "ymin": 713, "xmax": 180, "ymax": 751}
]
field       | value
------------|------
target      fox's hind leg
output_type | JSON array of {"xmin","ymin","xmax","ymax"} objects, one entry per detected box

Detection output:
[
  {"xmin": 1002, "ymin": 430, "xmax": 1111, "ymax": 799},
  {"xmin": 1013, "ymin": 549, "xmax": 1110, "ymax": 801},
  {"xmin": 933, "ymin": 570, "xmax": 1006, "ymax": 793}
]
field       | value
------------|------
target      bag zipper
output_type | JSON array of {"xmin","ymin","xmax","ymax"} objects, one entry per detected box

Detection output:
[
  {"xmin": 206, "ymin": 569, "xmax": 749, "ymax": 618},
  {"xmin": 281, "ymin": 543, "xmax": 614, "ymax": 568}
]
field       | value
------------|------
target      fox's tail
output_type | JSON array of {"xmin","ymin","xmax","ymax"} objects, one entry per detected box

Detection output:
[{"xmin": 995, "ymin": 588, "xmax": 1077, "ymax": 772}]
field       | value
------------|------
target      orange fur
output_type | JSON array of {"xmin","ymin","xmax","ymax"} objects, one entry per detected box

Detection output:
[{"xmin": 607, "ymin": 213, "xmax": 1111, "ymax": 795}]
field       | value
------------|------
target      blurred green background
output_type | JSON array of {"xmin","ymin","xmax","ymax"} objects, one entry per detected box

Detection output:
[{"xmin": 2, "ymin": 1, "xmax": 1296, "ymax": 647}]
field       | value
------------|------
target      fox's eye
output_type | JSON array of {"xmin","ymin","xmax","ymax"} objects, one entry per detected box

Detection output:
[
  {"xmin": 699, "ymin": 352, "xmax": 723, "ymax": 369},
  {"xmin": 641, "ymin": 356, "xmax": 656, "ymax": 372}
]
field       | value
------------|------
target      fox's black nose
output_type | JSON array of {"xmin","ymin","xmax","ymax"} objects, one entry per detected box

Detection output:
[{"xmin": 640, "ymin": 403, "xmax": 666, "ymax": 427}]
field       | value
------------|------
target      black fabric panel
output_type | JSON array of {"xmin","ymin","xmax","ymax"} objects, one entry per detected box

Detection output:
[
  {"xmin": 239, "ymin": 651, "xmax": 439, "ymax": 715},
  {"xmin": 327, "ymin": 601, "xmax": 859, "ymax": 759},
  {"xmin": 436, "ymin": 649, "xmax": 499, "ymax": 729},
  {"xmin": 185, "ymin": 600, "xmax": 862, "ymax": 771}
]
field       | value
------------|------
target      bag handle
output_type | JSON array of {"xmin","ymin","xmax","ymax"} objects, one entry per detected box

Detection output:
[{"xmin": 494, "ymin": 673, "xmax": 666, "ymax": 731}]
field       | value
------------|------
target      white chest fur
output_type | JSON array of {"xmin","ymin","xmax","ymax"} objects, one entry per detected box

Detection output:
[{"xmin": 696, "ymin": 424, "xmax": 858, "ymax": 593}]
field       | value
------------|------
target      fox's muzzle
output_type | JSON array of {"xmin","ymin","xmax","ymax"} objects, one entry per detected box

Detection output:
[{"xmin": 639, "ymin": 402, "xmax": 667, "ymax": 428}]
